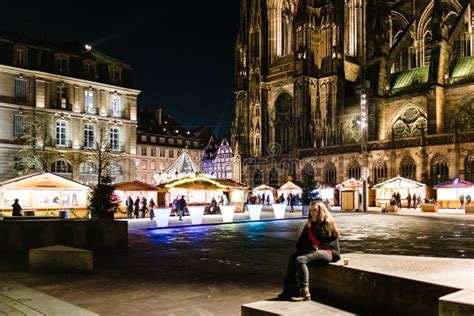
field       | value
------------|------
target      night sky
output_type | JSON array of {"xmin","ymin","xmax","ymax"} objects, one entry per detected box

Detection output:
[{"xmin": 0, "ymin": 2, "xmax": 241, "ymax": 135}]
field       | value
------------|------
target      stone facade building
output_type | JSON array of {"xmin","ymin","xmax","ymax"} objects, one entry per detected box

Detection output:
[
  {"xmin": 232, "ymin": 0, "xmax": 474, "ymax": 190},
  {"xmin": 136, "ymin": 107, "xmax": 203, "ymax": 184},
  {"xmin": 202, "ymin": 138, "xmax": 233, "ymax": 179},
  {"xmin": 0, "ymin": 34, "xmax": 140, "ymax": 184}
]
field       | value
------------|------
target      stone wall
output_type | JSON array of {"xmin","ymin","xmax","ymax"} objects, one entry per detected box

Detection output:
[{"xmin": 0, "ymin": 219, "xmax": 127, "ymax": 251}]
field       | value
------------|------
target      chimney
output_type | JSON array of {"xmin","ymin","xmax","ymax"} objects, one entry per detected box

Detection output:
[{"xmin": 156, "ymin": 108, "xmax": 162, "ymax": 125}]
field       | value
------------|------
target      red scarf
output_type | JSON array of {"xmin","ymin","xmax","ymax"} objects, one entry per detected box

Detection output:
[{"xmin": 307, "ymin": 225, "xmax": 332, "ymax": 255}]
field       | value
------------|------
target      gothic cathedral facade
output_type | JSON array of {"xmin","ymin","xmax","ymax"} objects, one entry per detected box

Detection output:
[{"xmin": 232, "ymin": 0, "xmax": 474, "ymax": 190}]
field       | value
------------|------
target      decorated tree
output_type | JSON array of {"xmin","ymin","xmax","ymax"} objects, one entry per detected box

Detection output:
[{"xmin": 88, "ymin": 174, "xmax": 121, "ymax": 219}]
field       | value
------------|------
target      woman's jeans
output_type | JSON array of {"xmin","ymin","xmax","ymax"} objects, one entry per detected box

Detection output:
[{"xmin": 296, "ymin": 250, "xmax": 332, "ymax": 288}]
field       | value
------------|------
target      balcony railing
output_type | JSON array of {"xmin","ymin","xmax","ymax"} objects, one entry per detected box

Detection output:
[
  {"xmin": 54, "ymin": 139, "xmax": 72, "ymax": 148},
  {"xmin": 109, "ymin": 110, "xmax": 124, "ymax": 118},
  {"xmin": 85, "ymin": 107, "xmax": 99, "ymax": 115}
]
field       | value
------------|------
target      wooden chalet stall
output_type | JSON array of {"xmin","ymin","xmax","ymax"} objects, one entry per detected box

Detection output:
[{"xmin": 114, "ymin": 180, "xmax": 160, "ymax": 218}]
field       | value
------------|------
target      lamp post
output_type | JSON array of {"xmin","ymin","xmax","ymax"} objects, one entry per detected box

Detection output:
[{"xmin": 357, "ymin": 80, "xmax": 370, "ymax": 212}]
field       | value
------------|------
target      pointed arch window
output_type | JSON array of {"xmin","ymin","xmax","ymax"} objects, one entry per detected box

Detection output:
[
  {"xmin": 254, "ymin": 170, "xmax": 263, "ymax": 186},
  {"xmin": 373, "ymin": 160, "xmax": 387, "ymax": 184},
  {"xmin": 324, "ymin": 162, "xmax": 337, "ymax": 186},
  {"xmin": 302, "ymin": 163, "xmax": 315, "ymax": 182},
  {"xmin": 465, "ymin": 155, "xmax": 474, "ymax": 182},
  {"xmin": 400, "ymin": 156, "xmax": 416, "ymax": 180},
  {"xmin": 348, "ymin": 160, "xmax": 361, "ymax": 180},
  {"xmin": 423, "ymin": 30, "xmax": 432, "ymax": 66},
  {"xmin": 430, "ymin": 154, "xmax": 449, "ymax": 184},
  {"xmin": 269, "ymin": 168, "xmax": 279, "ymax": 187}
]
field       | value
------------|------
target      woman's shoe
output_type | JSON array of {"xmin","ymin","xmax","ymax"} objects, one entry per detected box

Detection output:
[{"xmin": 290, "ymin": 286, "xmax": 311, "ymax": 302}]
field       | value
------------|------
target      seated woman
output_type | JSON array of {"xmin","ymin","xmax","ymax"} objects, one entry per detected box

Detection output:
[{"xmin": 278, "ymin": 199, "xmax": 341, "ymax": 301}]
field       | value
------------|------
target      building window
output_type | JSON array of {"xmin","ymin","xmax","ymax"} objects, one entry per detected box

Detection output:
[
  {"xmin": 56, "ymin": 85, "xmax": 68, "ymax": 109},
  {"xmin": 13, "ymin": 114, "xmax": 25, "ymax": 138},
  {"xmin": 51, "ymin": 160, "xmax": 72, "ymax": 175},
  {"xmin": 465, "ymin": 155, "xmax": 474, "ymax": 182},
  {"xmin": 373, "ymin": 160, "xmax": 388, "ymax": 185},
  {"xmin": 15, "ymin": 78, "xmax": 27, "ymax": 101},
  {"xmin": 84, "ymin": 89, "xmax": 96, "ymax": 114},
  {"xmin": 400, "ymin": 157, "xmax": 416, "ymax": 180},
  {"xmin": 151, "ymin": 136, "xmax": 156, "ymax": 143},
  {"xmin": 111, "ymin": 95, "xmax": 121, "ymax": 117},
  {"xmin": 431, "ymin": 154, "xmax": 449, "ymax": 184},
  {"xmin": 254, "ymin": 170, "xmax": 263, "ymax": 186},
  {"xmin": 56, "ymin": 56, "xmax": 68, "ymax": 73},
  {"xmin": 151, "ymin": 148, "xmax": 157, "ymax": 157},
  {"xmin": 160, "ymin": 148, "xmax": 166, "ymax": 157},
  {"xmin": 160, "ymin": 161, "xmax": 165, "ymax": 170},
  {"xmin": 159, "ymin": 137, "xmax": 165, "ymax": 144},
  {"xmin": 141, "ymin": 135, "xmax": 147, "ymax": 142},
  {"xmin": 108, "ymin": 163, "xmax": 123, "ymax": 184},
  {"xmin": 140, "ymin": 160, "xmax": 147, "ymax": 170},
  {"xmin": 110, "ymin": 127, "xmax": 120, "ymax": 151},
  {"xmin": 84, "ymin": 63, "xmax": 94, "ymax": 77},
  {"xmin": 84, "ymin": 123, "xmax": 95, "ymax": 149},
  {"xmin": 193, "ymin": 141, "xmax": 198, "ymax": 147},
  {"xmin": 169, "ymin": 149, "xmax": 175, "ymax": 158},
  {"xmin": 150, "ymin": 161, "xmax": 156, "ymax": 171},
  {"xmin": 141, "ymin": 146, "xmax": 147, "ymax": 156},
  {"xmin": 55, "ymin": 120, "xmax": 68, "ymax": 147},
  {"xmin": 177, "ymin": 139, "xmax": 183, "ymax": 145},
  {"xmin": 15, "ymin": 49, "xmax": 25, "ymax": 65},
  {"xmin": 168, "ymin": 138, "xmax": 174, "ymax": 145},
  {"xmin": 348, "ymin": 161, "xmax": 361, "ymax": 180},
  {"xmin": 324, "ymin": 162, "xmax": 337, "ymax": 186}
]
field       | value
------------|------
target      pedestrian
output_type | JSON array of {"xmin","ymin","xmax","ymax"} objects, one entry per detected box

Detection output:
[
  {"xmin": 266, "ymin": 194, "xmax": 270, "ymax": 206},
  {"xmin": 262, "ymin": 193, "xmax": 266, "ymax": 205},
  {"xmin": 466, "ymin": 194, "xmax": 472, "ymax": 206},
  {"xmin": 149, "ymin": 198, "xmax": 156, "ymax": 220},
  {"xmin": 289, "ymin": 193, "xmax": 294, "ymax": 213},
  {"xmin": 279, "ymin": 193, "xmax": 285, "ymax": 204},
  {"xmin": 126, "ymin": 196, "xmax": 134, "ymax": 218},
  {"xmin": 417, "ymin": 195, "xmax": 422, "ymax": 208},
  {"xmin": 287, "ymin": 194, "xmax": 290, "ymax": 206},
  {"xmin": 134, "ymin": 196, "xmax": 140, "ymax": 219},
  {"xmin": 172, "ymin": 196, "xmax": 179, "ymax": 217},
  {"xmin": 277, "ymin": 200, "xmax": 341, "ymax": 301},
  {"xmin": 11, "ymin": 199, "xmax": 22, "ymax": 216},
  {"xmin": 412, "ymin": 193, "xmax": 417, "ymax": 209},
  {"xmin": 406, "ymin": 193, "xmax": 412, "ymax": 209},
  {"xmin": 140, "ymin": 197, "xmax": 148, "ymax": 218},
  {"xmin": 396, "ymin": 192, "xmax": 401, "ymax": 208},
  {"xmin": 177, "ymin": 195, "xmax": 187, "ymax": 221},
  {"xmin": 459, "ymin": 194, "xmax": 465, "ymax": 209},
  {"xmin": 210, "ymin": 197, "xmax": 218, "ymax": 214}
]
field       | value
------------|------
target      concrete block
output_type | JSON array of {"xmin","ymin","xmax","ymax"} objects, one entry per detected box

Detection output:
[
  {"xmin": 439, "ymin": 289, "xmax": 474, "ymax": 316},
  {"xmin": 464, "ymin": 205, "xmax": 474, "ymax": 213},
  {"xmin": 241, "ymin": 300, "xmax": 355, "ymax": 316},
  {"xmin": 29, "ymin": 245, "xmax": 93, "ymax": 273}
]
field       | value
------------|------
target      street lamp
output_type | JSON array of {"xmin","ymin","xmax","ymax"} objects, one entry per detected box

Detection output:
[{"xmin": 357, "ymin": 80, "xmax": 370, "ymax": 212}]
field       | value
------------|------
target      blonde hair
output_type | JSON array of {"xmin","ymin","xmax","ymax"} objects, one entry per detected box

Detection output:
[{"xmin": 307, "ymin": 201, "xmax": 339, "ymax": 237}]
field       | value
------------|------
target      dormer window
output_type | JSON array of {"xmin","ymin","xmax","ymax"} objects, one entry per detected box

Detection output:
[
  {"xmin": 109, "ymin": 65, "xmax": 122, "ymax": 83},
  {"xmin": 83, "ymin": 60, "xmax": 97, "ymax": 78},
  {"xmin": 13, "ymin": 46, "xmax": 28, "ymax": 66},
  {"xmin": 55, "ymin": 54, "xmax": 69, "ymax": 73}
]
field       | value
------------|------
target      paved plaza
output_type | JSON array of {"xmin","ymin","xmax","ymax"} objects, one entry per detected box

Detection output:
[{"xmin": 0, "ymin": 211, "xmax": 473, "ymax": 315}]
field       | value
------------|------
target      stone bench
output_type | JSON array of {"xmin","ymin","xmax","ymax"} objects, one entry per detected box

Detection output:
[
  {"xmin": 29, "ymin": 245, "xmax": 93, "ymax": 273},
  {"xmin": 242, "ymin": 300, "xmax": 355, "ymax": 316},
  {"xmin": 242, "ymin": 253, "xmax": 473, "ymax": 315}
]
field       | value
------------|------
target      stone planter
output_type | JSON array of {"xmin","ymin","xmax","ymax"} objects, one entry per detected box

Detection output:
[
  {"xmin": 272, "ymin": 204, "xmax": 286, "ymax": 219},
  {"xmin": 387, "ymin": 205, "xmax": 398, "ymax": 212},
  {"xmin": 421, "ymin": 204, "xmax": 437, "ymax": 213},
  {"xmin": 465, "ymin": 205, "xmax": 474, "ymax": 213},
  {"xmin": 155, "ymin": 208, "xmax": 171, "ymax": 227},
  {"xmin": 247, "ymin": 204, "xmax": 262, "ymax": 221},
  {"xmin": 220, "ymin": 205, "xmax": 235, "ymax": 222},
  {"xmin": 302, "ymin": 205, "xmax": 310, "ymax": 217},
  {"xmin": 188, "ymin": 206, "xmax": 205, "ymax": 225}
]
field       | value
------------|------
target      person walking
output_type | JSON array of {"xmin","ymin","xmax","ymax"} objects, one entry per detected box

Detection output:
[
  {"xmin": 133, "ymin": 197, "xmax": 140, "ymax": 219},
  {"xmin": 140, "ymin": 197, "xmax": 147, "ymax": 218},
  {"xmin": 407, "ymin": 193, "xmax": 412, "ymax": 209},
  {"xmin": 277, "ymin": 200, "xmax": 340, "ymax": 301},
  {"xmin": 261, "ymin": 193, "xmax": 266, "ymax": 205},
  {"xmin": 412, "ymin": 193, "xmax": 417, "ymax": 209},
  {"xmin": 126, "ymin": 196, "xmax": 134, "ymax": 219},
  {"xmin": 279, "ymin": 193, "xmax": 285, "ymax": 204},
  {"xmin": 11, "ymin": 199, "xmax": 22, "ymax": 216},
  {"xmin": 266, "ymin": 194, "xmax": 270, "ymax": 206},
  {"xmin": 466, "ymin": 194, "xmax": 472, "ymax": 206},
  {"xmin": 177, "ymin": 195, "xmax": 187, "ymax": 221},
  {"xmin": 172, "ymin": 196, "xmax": 179, "ymax": 217},
  {"xmin": 459, "ymin": 194, "xmax": 465, "ymax": 209},
  {"xmin": 149, "ymin": 198, "xmax": 156, "ymax": 220},
  {"xmin": 289, "ymin": 193, "xmax": 294, "ymax": 213}
]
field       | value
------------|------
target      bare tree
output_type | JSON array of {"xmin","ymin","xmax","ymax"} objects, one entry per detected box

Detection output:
[
  {"xmin": 16, "ymin": 110, "xmax": 55, "ymax": 174},
  {"xmin": 87, "ymin": 122, "xmax": 121, "ymax": 185}
]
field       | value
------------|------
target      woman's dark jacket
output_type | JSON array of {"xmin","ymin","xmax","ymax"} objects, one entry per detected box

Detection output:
[{"xmin": 296, "ymin": 222, "xmax": 340, "ymax": 262}]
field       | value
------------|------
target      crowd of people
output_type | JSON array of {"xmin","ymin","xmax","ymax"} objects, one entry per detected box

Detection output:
[
  {"xmin": 125, "ymin": 196, "xmax": 156, "ymax": 220},
  {"xmin": 389, "ymin": 192, "xmax": 423, "ymax": 209}
]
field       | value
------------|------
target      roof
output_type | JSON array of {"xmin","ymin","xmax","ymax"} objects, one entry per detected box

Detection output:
[
  {"xmin": 434, "ymin": 179, "xmax": 473, "ymax": 189},
  {"xmin": 0, "ymin": 172, "xmax": 91, "ymax": 191},
  {"xmin": 373, "ymin": 176, "xmax": 425, "ymax": 189},
  {"xmin": 336, "ymin": 178, "xmax": 363, "ymax": 189},
  {"xmin": 162, "ymin": 176, "xmax": 247, "ymax": 190},
  {"xmin": 115, "ymin": 180, "xmax": 158, "ymax": 191},
  {"xmin": 278, "ymin": 181, "xmax": 303, "ymax": 192},
  {"xmin": 253, "ymin": 184, "xmax": 276, "ymax": 191},
  {"xmin": 164, "ymin": 149, "xmax": 202, "ymax": 175},
  {"xmin": 449, "ymin": 55, "xmax": 474, "ymax": 78},
  {"xmin": 390, "ymin": 66, "xmax": 429, "ymax": 90}
]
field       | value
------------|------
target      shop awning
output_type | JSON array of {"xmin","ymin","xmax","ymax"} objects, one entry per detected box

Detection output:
[
  {"xmin": 434, "ymin": 179, "xmax": 473, "ymax": 189},
  {"xmin": 373, "ymin": 176, "xmax": 425, "ymax": 189},
  {"xmin": 115, "ymin": 180, "xmax": 158, "ymax": 191},
  {"xmin": 0, "ymin": 172, "xmax": 91, "ymax": 191}
]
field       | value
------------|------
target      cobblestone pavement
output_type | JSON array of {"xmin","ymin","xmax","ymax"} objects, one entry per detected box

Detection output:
[{"xmin": 0, "ymin": 212, "xmax": 473, "ymax": 315}]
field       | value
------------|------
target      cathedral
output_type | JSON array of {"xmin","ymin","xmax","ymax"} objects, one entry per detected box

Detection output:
[{"xmin": 231, "ymin": 0, "xmax": 474, "ymax": 191}]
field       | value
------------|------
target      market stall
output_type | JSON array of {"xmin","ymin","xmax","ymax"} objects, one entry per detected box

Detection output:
[
  {"xmin": 336, "ymin": 178, "xmax": 363, "ymax": 211},
  {"xmin": 115, "ymin": 180, "xmax": 160, "ymax": 218},
  {"xmin": 434, "ymin": 179, "xmax": 474, "ymax": 209},
  {"xmin": 154, "ymin": 149, "xmax": 203, "ymax": 184},
  {"xmin": 0, "ymin": 172, "xmax": 91, "ymax": 216},
  {"xmin": 373, "ymin": 176, "xmax": 426, "ymax": 208},
  {"xmin": 159, "ymin": 176, "xmax": 247, "ymax": 212},
  {"xmin": 252, "ymin": 184, "xmax": 276, "ymax": 204},
  {"xmin": 277, "ymin": 181, "xmax": 303, "ymax": 200}
]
